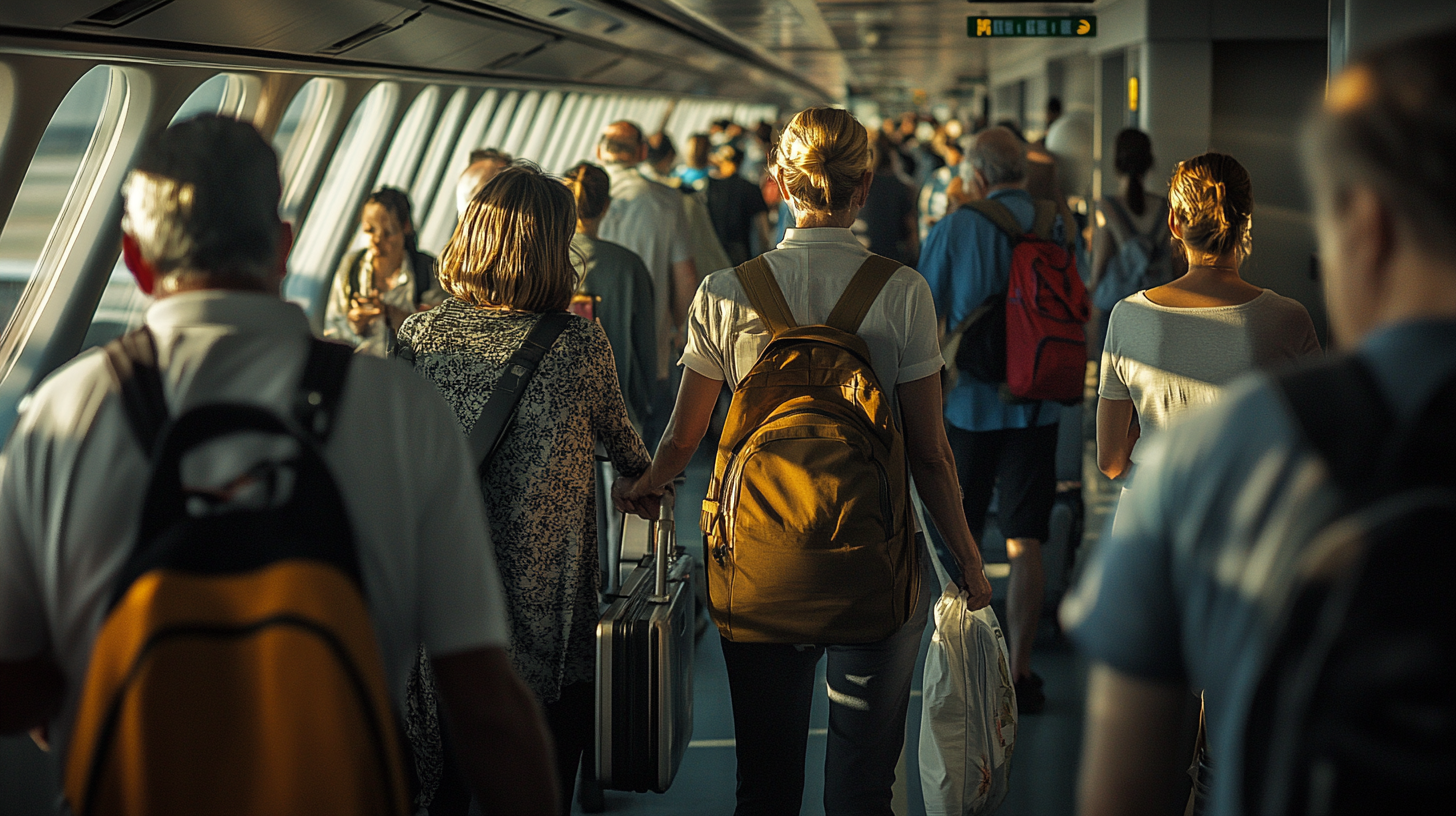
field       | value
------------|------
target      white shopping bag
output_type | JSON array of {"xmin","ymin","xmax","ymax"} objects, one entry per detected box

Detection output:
[{"xmin": 919, "ymin": 586, "xmax": 1018, "ymax": 816}]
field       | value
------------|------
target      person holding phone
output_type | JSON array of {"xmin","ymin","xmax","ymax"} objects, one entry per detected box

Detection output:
[{"xmin": 324, "ymin": 187, "xmax": 443, "ymax": 355}]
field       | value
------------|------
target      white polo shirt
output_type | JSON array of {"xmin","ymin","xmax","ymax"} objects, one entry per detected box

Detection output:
[
  {"xmin": 0, "ymin": 290, "xmax": 510, "ymax": 762},
  {"xmin": 679, "ymin": 227, "xmax": 944, "ymax": 397}
]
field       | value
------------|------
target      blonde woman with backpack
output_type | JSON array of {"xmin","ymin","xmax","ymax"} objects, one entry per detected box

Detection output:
[{"xmin": 616, "ymin": 107, "xmax": 993, "ymax": 816}]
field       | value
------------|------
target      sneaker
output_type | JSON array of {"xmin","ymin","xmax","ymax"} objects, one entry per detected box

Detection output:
[{"xmin": 1015, "ymin": 672, "xmax": 1046, "ymax": 714}]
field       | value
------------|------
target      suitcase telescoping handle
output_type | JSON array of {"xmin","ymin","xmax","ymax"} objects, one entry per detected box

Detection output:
[{"xmin": 649, "ymin": 485, "xmax": 676, "ymax": 604}]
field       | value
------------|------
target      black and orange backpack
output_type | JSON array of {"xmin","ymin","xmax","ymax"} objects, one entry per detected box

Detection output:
[{"xmin": 64, "ymin": 330, "xmax": 410, "ymax": 816}]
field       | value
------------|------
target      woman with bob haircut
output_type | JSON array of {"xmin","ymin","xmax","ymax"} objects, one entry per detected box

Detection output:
[
  {"xmin": 617, "ymin": 106, "xmax": 995, "ymax": 815},
  {"xmin": 395, "ymin": 163, "xmax": 651, "ymax": 814}
]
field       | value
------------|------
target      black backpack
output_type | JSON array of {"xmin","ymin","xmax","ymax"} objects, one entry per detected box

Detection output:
[
  {"xmin": 1242, "ymin": 356, "xmax": 1456, "ymax": 815},
  {"xmin": 66, "ymin": 329, "xmax": 413, "ymax": 815}
]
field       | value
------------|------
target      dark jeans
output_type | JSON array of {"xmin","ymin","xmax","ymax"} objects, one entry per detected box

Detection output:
[{"xmin": 718, "ymin": 546, "xmax": 935, "ymax": 816}]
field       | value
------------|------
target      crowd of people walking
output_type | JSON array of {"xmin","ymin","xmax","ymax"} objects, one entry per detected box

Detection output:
[{"xmin": 0, "ymin": 23, "xmax": 1453, "ymax": 816}]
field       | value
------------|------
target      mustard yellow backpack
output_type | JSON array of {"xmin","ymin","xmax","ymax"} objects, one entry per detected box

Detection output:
[{"xmin": 702, "ymin": 254, "xmax": 920, "ymax": 644}]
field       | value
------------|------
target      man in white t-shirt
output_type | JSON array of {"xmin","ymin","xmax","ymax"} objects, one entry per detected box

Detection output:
[
  {"xmin": 0, "ymin": 116, "xmax": 557, "ymax": 813},
  {"xmin": 595, "ymin": 120, "xmax": 697, "ymax": 443}
]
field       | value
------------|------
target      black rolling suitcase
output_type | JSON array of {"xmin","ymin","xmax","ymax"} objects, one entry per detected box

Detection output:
[{"xmin": 596, "ymin": 488, "xmax": 695, "ymax": 793}]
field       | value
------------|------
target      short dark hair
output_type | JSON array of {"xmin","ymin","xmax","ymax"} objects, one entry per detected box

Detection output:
[
  {"xmin": 1046, "ymin": 97, "xmax": 1063, "ymax": 117},
  {"xmin": 1303, "ymin": 26, "xmax": 1456, "ymax": 254},
  {"xmin": 360, "ymin": 187, "xmax": 417, "ymax": 253},
  {"xmin": 646, "ymin": 132, "xmax": 675, "ymax": 166},
  {"xmin": 468, "ymin": 147, "xmax": 512, "ymax": 165},
  {"xmin": 121, "ymin": 114, "xmax": 282, "ymax": 285}
]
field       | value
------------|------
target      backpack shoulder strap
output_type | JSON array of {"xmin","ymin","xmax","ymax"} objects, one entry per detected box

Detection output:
[
  {"xmin": 1149, "ymin": 199, "xmax": 1171, "ymax": 242},
  {"xmin": 826, "ymin": 254, "xmax": 901, "ymax": 334},
  {"xmin": 1100, "ymin": 196, "xmax": 1135, "ymax": 245},
  {"xmin": 1274, "ymin": 355, "xmax": 1394, "ymax": 496},
  {"xmin": 965, "ymin": 199, "xmax": 1025, "ymax": 241},
  {"xmin": 104, "ymin": 327, "xmax": 168, "ymax": 457},
  {"xmin": 1031, "ymin": 200, "xmax": 1060, "ymax": 241},
  {"xmin": 295, "ymin": 339, "xmax": 354, "ymax": 443},
  {"xmin": 734, "ymin": 255, "xmax": 797, "ymax": 336},
  {"xmin": 469, "ymin": 311, "xmax": 572, "ymax": 472}
]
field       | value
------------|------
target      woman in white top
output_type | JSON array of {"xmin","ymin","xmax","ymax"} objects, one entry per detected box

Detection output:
[
  {"xmin": 616, "ymin": 107, "xmax": 993, "ymax": 815},
  {"xmin": 1097, "ymin": 152, "xmax": 1321, "ymax": 480}
]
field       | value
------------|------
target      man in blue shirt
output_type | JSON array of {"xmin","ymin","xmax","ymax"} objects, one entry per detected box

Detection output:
[
  {"xmin": 1061, "ymin": 29, "xmax": 1456, "ymax": 816},
  {"xmin": 920, "ymin": 126, "xmax": 1067, "ymax": 711}
]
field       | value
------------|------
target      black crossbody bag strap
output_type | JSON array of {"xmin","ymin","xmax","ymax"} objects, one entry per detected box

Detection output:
[{"xmin": 469, "ymin": 311, "xmax": 573, "ymax": 473}]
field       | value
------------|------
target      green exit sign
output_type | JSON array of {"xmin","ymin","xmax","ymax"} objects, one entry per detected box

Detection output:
[{"xmin": 968, "ymin": 16, "xmax": 1097, "ymax": 37}]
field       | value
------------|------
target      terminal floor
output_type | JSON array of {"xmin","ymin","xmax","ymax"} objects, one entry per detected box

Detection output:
[
  {"xmin": 575, "ymin": 425, "xmax": 1117, "ymax": 816},
  {"xmin": 0, "ymin": 413, "xmax": 1120, "ymax": 816}
]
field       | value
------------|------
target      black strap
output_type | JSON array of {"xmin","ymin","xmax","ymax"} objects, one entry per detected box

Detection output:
[
  {"xmin": 468, "ymin": 311, "xmax": 573, "ymax": 472},
  {"xmin": 105, "ymin": 328, "xmax": 354, "ymax": 455},
  {"xmin": 295, "ymin": 339, "xmax": 354, "ymax": 442},
  {"xmin": 104, "ymin": 328, "xmax": 168, "ymax": 458},
  {"xmin": 1275, "ymin": 356, "xmax": 1394, "ymax": 496}
]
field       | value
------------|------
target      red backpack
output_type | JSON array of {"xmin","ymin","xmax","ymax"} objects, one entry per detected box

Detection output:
[{"xmin": 950, "ymin": 199, "xmax": 1090, "ymax": 404}]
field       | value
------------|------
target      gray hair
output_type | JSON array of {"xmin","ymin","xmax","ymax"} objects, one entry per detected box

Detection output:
[
  {"xmin": 967, "ymin": 126, "xmax": 1027, "ymax": 186},
  {"xmin": 121, "ymin": 115, "xmax": 283, "ymax": 287}
]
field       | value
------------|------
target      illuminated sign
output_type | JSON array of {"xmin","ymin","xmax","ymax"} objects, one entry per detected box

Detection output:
[{"xmin": 968, "ymin": 16, "xmax": 1097, "ymax": 37}]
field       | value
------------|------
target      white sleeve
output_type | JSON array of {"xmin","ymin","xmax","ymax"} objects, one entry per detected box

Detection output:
[
  {"xmin": 410, "ymin": 388, "xmax": 511, "ymax": 656},
  {"xmin": 0, "ymin": 412, "xmax": 48, "ymax": 661},
  {"xmin": 897, "ymin": 273, "xmax": 945, "ymax": 384},
  {"xmin": 678, "ymin": 277, "xmax": 727, "ymax": 382},
  {"xmin": 1099, "ymin": 308, "xmax": 1132, "ymax": 401}
]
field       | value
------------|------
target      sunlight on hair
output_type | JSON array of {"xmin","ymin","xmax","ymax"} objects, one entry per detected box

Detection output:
[
  {"xmin": 121, "ymin": 170, "xmax": 198, "ymax": 267},
  {"xmin": 1326, "ymin": 64, "xmax": 1376, "ymax": 114}
]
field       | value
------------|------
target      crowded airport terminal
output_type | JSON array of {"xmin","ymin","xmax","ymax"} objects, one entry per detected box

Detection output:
[{"xmin": 0, "ymin": 1, "xmax": 1453, "ymax": 814}]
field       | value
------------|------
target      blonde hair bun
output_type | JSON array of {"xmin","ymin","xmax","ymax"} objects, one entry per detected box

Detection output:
[
  {"xmin": 1168, "ymin": 152, "xmax": 1253, "ymax": 261},
  {"xmin": 773, "ymin": 108, "xmax": 870, "ymax": 217}
]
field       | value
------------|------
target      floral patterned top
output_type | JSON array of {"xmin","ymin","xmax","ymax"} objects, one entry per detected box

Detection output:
[{"xmin": 396, "ymin": 298, "xmax": 650, "ymax": 704}]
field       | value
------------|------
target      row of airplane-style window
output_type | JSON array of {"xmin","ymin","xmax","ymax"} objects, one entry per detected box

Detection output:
[{"xmin": 0, "ymin": 60, "xmax": 774, "ymax": 436}]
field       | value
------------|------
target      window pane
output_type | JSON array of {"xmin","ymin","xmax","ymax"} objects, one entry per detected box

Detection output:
[
  {"xmin": 170, "ymin": 74, "xmax": 231, "ymax": 124},
  {"xmin": 274, "ymin": 78, "xmax": 345, "ymax": 224},
  {"xmin": 480, "ymin": 90, "xmax": 519, "ymax": 152},
  {"xmin": 539, "ymin": 93, "xmax": 580, "ymax": 173},
  {"xmin": 375, "ymin": 86, "xmax": 440, "ymax": 190},
  {"xmin": 417, "ymin": 89, "xmax": 500, "ymax": 255},
  {"xmin": 0, "ymin": 66, "xmax": 111, "ymax": 333},
  {"xmin": 283, "ymin": 82, "xmax": 399, "ymax": 317},
  {"xmin": 500, "ymin": 91, "xmax": 540, "ymax": 156},
  {"xmin": 563, "ymin": 95, "xmax": 608, "ymax": 169},
  {"xmin": 517, "ymin": 91, "xmax": 563, "ymax": 163},
  {"xmin": 409, "ymin": 87, "xmax": 468, "ymax": 213}
]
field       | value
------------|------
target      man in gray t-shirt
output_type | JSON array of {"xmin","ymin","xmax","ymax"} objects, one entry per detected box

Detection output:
[{"xmin": 1062, "ymin": 30, "xmax": 1456, "ymax": 816}]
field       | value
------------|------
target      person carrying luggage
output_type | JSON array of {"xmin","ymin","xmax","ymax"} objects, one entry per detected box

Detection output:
[
  {"xmin": 395, "ymin": 162, "xmax": 652, "ymax": 815},
  {"xmin": 920, "ymin": 126, "xmax": 1086, "ymax": 713},
  {"xmin": 0, "ymin": 115, "xmax": 557, "ymax": 815},
  {"xmin": 616, "ymin": 106, "xmax": 993, "ymax": 816}
]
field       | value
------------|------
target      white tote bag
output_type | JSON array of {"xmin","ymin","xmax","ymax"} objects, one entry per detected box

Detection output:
[{"xmin": 919, "ymin": 586, "xmax": 1018, "ymax": 816}]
